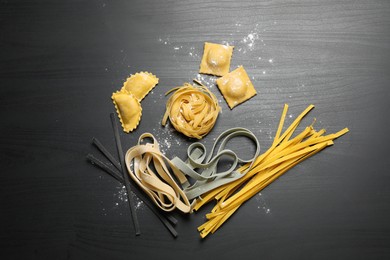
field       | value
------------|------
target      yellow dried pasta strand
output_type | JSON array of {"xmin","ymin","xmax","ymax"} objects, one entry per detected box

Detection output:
[
  {"xmin": 220, "ymin": 140, "xmax": 331, "ymax": 210},
  {"xmin": 277, "ymin": 104, "xmax": 315, "ymax": 144},
  {"xmin": 219, "ymin": 141, "xmax": 332, "ymax": 211},
  {"xmin": 273, "ymin": 103, "xmax": 289, "ymax": 146},
  {"xmin": 205, "ymin": 141, "xmax": 344, "ymax": 234},
  {"xmin": 224, "ymin": 144, "xmax": 332, "ymax": 215},
  {"xmin": 193, "ymin": 189, "xmax": 221, "ymax": 211},
  {"xmin": 210, "ymin": 206, "xmax": 239, "ymax": 232},
  {"xmin": 195, "ymin": 104, "xmax": 349, "ymax": 238},
  {"xmin": 202, "ymin": 140, "xmax": 333, "ymax": 232}
]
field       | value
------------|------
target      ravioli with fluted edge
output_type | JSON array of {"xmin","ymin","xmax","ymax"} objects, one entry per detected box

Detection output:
[
  {"xmin": 121, "ymin": 72, "xmax": 159, "ymax": 101},
  {"xmin": 199, "ymin": 42, "xmax": 234, "ymax": 76},
  {"xmin": 112, "ymin": 90, "xmax": 142, "ymax": 133},
  {"xmin": 216, "ymin": 66, "xmax": 257, "ymax": 109}
]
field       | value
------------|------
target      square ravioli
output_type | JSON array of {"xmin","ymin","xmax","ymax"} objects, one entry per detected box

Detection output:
[
  {"xmin": 216, "ymin": 66, "xmax": 257, "ymax": 109},
  {"xmin": 199, "ymin": 42, "xmax": 234, "ymax": 76}
]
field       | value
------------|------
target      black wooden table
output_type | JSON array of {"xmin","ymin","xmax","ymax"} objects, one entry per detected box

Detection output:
[{"xmin": 1, "ymin": 0, "xmax": 389, "ymax": 259}]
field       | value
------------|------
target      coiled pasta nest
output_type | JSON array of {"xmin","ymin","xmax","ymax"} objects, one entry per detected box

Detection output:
[{"xmin": 162, "ymin": 82, "xmax": 221, "ymax": 139}]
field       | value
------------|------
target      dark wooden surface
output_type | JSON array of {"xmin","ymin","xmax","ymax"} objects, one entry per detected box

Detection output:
[{"xmin": 1, "ymin": 0, "xmax": 390, "ymax": 259}]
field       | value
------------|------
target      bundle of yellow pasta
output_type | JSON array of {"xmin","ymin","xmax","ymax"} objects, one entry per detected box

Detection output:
[
  {"xmin": 162, "ymin": 81, "xmax": 221, "ymax": 139},
  {"xmin": 194, "ymin": 104, "xmax": 349, "ymax": 238}
]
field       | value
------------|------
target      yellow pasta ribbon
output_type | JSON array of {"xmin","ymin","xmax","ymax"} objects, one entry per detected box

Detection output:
[{"xmin": 195, "ymin": 104, "xmax": 349, "ymax": 238}]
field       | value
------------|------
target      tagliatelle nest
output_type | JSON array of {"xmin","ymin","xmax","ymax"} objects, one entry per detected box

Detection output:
[{"xmin": 162, "ymin": 81, "xmax": 221, "ymax": 139}]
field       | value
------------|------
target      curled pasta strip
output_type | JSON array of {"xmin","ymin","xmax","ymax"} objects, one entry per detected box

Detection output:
[
  {"xmin": 171, "ymin": 127, "xmax": 260, "ymax": 200},
  {"xmin": 124, "ymin": 133, "xmax": 193, "ymax": 213},
  {"xmin": 162, "ymin": 81, "xmax": 221, "ymax": 139}
]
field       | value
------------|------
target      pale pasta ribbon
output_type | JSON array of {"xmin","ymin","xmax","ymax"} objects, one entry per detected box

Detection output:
[{"xmin": 124, "ymin": 133, "xmax": 193, "ymax": 213}]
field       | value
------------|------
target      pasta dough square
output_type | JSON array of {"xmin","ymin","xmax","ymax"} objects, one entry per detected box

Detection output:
[
  {"xmin": 112, "ymin": 90, "xmax": 142, "ymax": 133},
  {"xmin": 121, "ymin": 72, "xmax": 159, "ymax": 101},
  {"xmin": 216, "ymin": 66, "xmax": 257, "ymax": 109},
  {"xmin": 199, "ymin": 42, "xmax": 234, "ymax": 76}
]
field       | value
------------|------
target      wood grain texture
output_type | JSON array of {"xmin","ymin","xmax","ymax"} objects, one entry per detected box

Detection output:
[{"xmin": 1, "ymin": 0, "xmax": 390, "ymax": 259}]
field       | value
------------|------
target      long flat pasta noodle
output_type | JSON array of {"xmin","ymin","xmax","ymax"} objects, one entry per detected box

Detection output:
[
  {"xmin": 112, "ymin": 90, "xmax": 142, "ymax": 133},
  {"xmin": 124, "ymin": 133, "xmax": 193, "ymax": 213},
  {"xmin": 170, "ymin": 127, "xmax": 260, "ymax": 200},
  {"xmin": 162, "ymin": 81, "xmax": 221, "ymax": 139},
  {"xmin": 195, "ymin": 104, "xmax": 349, "ymax": 238},
  {"xmin": 121, "ymin": 71, "xmax": 159, "ymax": 101}
]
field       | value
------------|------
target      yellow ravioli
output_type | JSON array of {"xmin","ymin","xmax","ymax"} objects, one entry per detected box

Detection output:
[
  {"xmin": 121, "ymin": 72, "xmax": 159, "ymax": 101},
  {"xmin": 112, "ymin": 90, "xmax": 142, "ymax": 133},
  {"xmin": 216, "ymin": 66, "xmax": 257, "ymax": 109},
  {"xmin": 199, "ymin": 42, "xmax": 234, "ymax": 76}
]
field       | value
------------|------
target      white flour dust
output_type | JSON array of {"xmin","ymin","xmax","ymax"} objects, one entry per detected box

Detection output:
[
  {"xmin": 255, "ymin": 193, "xmax": 271, "ymax": 214},
  {"xmin": 113, "ymin": 185, "xmax": 144, "ymax": 211},
  {"xmin": 158, "ymin": 37, "xmax": 202, "ymax": 61},
  {"xmin": 151, "ymin": 124, "xmax": 184, "ymax": 156},
  {"xmin": 156, "ymin": 22, "xmax": 277, "ymax": 82},
  {"xmin": 195, "ymin": 73, "xmax": 216, "ymax": 88}
]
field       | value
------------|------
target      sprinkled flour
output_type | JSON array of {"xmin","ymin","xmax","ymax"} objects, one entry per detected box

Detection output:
[
  {"xmin": 151, "ymin": 123, "xmax": 184, "ymax": 156},
  {"xmin": 113, "ymin": 185, "xmax": 145, "ymax": 211},
  {"xmin": 255, "ymin": 193, "xmax": 271, "ymax": 214}
]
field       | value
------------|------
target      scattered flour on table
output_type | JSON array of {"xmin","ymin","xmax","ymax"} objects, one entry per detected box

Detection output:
[
  {"xmin": 240, "ymin": 32, "xmax": 260, "ymax": 53},
  {"xmin": 255, "ymin": 193, "xmax": 271, "ymax": 214},
  {"xmin": 131, "ymin": 191, "xmax": 144, "ymax": 211},
  {"xmin": 113, "ymin": 185, "xmax": 145, "ymax": 211},
  {"xmin": 195, "ymin": 73, "xmax": 216, "ymax": 89},
  {"xmin": 114, "ymin": 185, "xmax": 128, "ymax": 203},
  {"xmin": 151, "ymin": 124, "xmax": 184, "ymax": 156},
  {"xmin": 156, "ymin": 22, "xmax": 277, "ymax": 81},
  {"xmin": 158, "ymin": 37, "xmax": 201, "ymax": 61}
]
